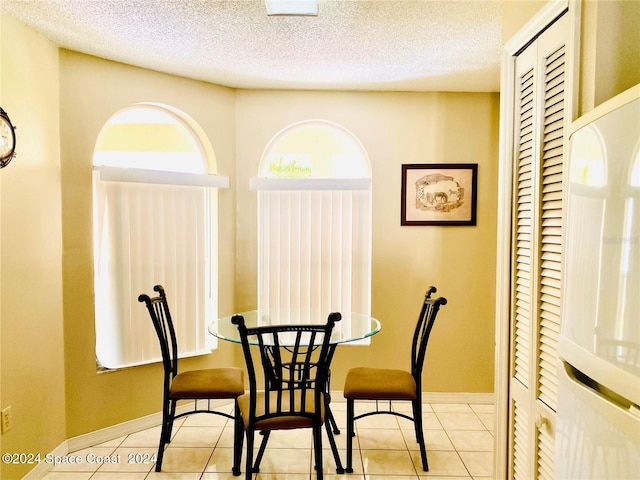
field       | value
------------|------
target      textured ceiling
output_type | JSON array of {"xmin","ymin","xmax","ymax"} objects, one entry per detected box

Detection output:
[{"xmin": 2, "ymin": 0, "xmax": 503, "ymax": 92}]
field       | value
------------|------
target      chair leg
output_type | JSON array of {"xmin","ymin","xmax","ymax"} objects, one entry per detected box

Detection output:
[
  {"xmin": 326, "ymin": 407, "xmax": 340, "ymax": 434},
  {"xmin": 324, "ymin": 413, "xmax": 344, "ymax": 473},
  {"xmin": 412, "ymin": 399, "xmax": 429, "ymax": 471},
  {"xmin": 253, "ymin": 431, "xmax": 270, "ymax": 472},
  {"xmin": 232, "ymin": 402, "xmax": 243, "ymax": 476},
  {"xmin": 244, "ymin": 429, "xmax": 255, "ymax": 480},
  {"xmin": 155, "ymin": 399, "xmax": 175, "ymax": 472},
  {"xmin": 345, "ymin": 399, "xmax": 355, "ymax": 473},
  {"xmin": 312, "ymin": 424, "xmax": 324, "ymax": 479}
]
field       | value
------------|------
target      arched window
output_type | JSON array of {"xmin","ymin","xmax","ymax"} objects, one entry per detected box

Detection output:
[
  {"xmin": 251, "ymin": 120, "xmax": 372, "ymax": 328},
  {"xmin": 93, "ymin": 104, "xmax": 228, "ymax": 369}
]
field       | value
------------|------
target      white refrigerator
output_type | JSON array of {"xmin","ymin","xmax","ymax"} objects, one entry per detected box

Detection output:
[{"xmin": 555, "ymin": 84, "xmax": 640, "ymax": 479}]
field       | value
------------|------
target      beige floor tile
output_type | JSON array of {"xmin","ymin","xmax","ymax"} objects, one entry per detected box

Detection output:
[
  {"xmin": 412, "ymin": 450, "xmax": 468, "ymax": 476},
  {"xmin": 392, "ymin": 401, "xmax": 432, "ymax": 414},
  {"xmin": 354, "ymin": 412, "xmax": 402, "ymax": 429},
  {"xmin": 90, "ymin": 473, "xmax": 148, "ymax": 479},
  {"xmin": 318, "ymin": 447, "xmax": 347, "ymax": 474},
  {"xmin": 430, "ymin": 403, "xmax": 473, "ymax": 413},
  {"xmin": 469, "ymin": 404, "xmax": 494, "ymax": 414},
  {"xmin": 120, "ymin": 426, "xmax": 164, "ymax": 448},
  {"xmin": 458, "ymin": 451, "xmax": 493, "ymax": 477},
  {"xmin": 358, "ymin": 476, "xmax": 420, "ymax": 480},
  {"xmin": 204, "ymin": 446, "xmax": 242, "ymax": 474},
  {"xmin": 95, "ymin": 435, "xmax": 127, "ymax": 448},
  {"xmin": 397, "ymin": 412, "xmax": 443, "ymax": 431},
  {"xmin": 399, "ymin": 428, "xmax": 455, "ymax": 451},
  {"xmin": 325, "ymin": 475, "xmax": 367, "ymax": 480},
  {"xmin": 256, "ymin": 474, "xmax": 310, "ymax": 480},
  {"xmin": 41, "ymin": 473, "xmax": 94, "ymax": 480},
  {"xmin": 182, "ymin": 411, "xmax": 232, "ymax": 427},
  {"xmin": 322, "ymin": 425, "xmax": 350, "ymax": 450},
  {"xmin": 419, "ymin": 477, "xmax": 470, "ymax": 480},
  {"xmin": 216, "ymin": 425, "xmax": 239, "ymax": 448},
  {"xmin": 202, "ymin": 473, "xmax": 250, "ymax": 480},
  {"xmin": 361, "ymin": 449, "xmax": 417, "ymax": 476},
  {"xmin": 434, "ymin": 413, "xmax": 485, "ymax": 431},
  {"xmin": 146, "ymin": 472, "xmax": 203, "ymax": 480},
  {"xmin": 476, "ymin": 413, "xmax": 494, "ymax": 431},
  {"xmin": 357, "ymin": 428, "xmax": 408, "ymax": 450},
  {"xmin": 154, "ymin": 447, "xmax": 213, "ymax": 473},
  {"xmin": 253, "ymin": 447, "xmax": 312, "ymax": 475},
  {"xmin": 50, "ymin": 447, "xmax": 119, "ymax": 472},
  {"xmin": 257, "ymin": 428, "xmax": 314, "ymax": 449},
  {"xmin": 446, "ymin": 430, "xmax": 494, "ymax": 452},
  {"xmin": 170, "ymin": 426, "xmax": 224, "ymax": 448}
]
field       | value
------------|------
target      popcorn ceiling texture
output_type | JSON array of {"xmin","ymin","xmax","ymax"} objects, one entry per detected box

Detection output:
[{"xmin": 2, "ymin": 0, "xmax": 502, "ymax": 92}]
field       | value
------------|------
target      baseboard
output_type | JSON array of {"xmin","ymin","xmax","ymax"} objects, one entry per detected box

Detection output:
[
  {"xmin": 330, "ymin": 390, "xmax": 494, "ymax": 405},
  {"xmin": 21, "ymin": 441, "xmax": 68, "ymax": 480},
  {"xmin": 422, "ymin": 391, "xmax": 494, "ymax": 404}
]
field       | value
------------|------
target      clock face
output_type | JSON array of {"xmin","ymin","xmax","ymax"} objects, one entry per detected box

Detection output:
[{"xmin": 0, "ymin": 111, "xmax": 16, "ymax": 167}]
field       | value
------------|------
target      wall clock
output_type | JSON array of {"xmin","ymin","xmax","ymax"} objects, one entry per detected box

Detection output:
[{"xmin": 0, "ymin": 107, "xmax": 16, "ymax": 168}]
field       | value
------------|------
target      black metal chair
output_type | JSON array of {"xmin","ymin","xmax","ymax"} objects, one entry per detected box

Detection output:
[
  {"xmin": 343, "ymin": 286, "xmax": 447, "ymax": 472},
  {"xmin": 232, "ymin": 312, "xmax": 343, "ymax": 480},
  {"xmin": 138, "ymin": 285, "xmax": 245, "ymax": 473}
]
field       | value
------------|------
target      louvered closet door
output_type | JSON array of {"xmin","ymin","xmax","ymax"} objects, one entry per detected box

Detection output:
[{"xmin": 508, "ymin": 14, "xmax": 567, "ymax": 480}]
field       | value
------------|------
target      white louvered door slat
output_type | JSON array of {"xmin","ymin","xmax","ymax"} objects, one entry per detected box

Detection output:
[
  {"xmin": 537, "ymin": 35, "xmax": 566, "ymax": 414},
  {"xmin": 508, "ymin": 13, "xmax": 567, "ymax": 480},
  {"xmin": 513, "ymin": 60, "xmax": 535, "ymax": 389},
  {"xmin": 512, "ymin": 399, "xmax": 530, "ymax": 479}
]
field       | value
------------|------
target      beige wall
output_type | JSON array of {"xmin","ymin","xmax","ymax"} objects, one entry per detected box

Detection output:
[
  {"xmin": 579, "ymin": 0, "xmax": 640, "ymax": 113},
  {"xmin": 0, "ymin": 15, "xmax": 66, "ymax": 479},
  {"xmin": 235, "ymin": 90, "xmax": 500, "ymax": 392},
  {"xmin": 501, "ymin": 0, "xmax": 547, "ymax": 40}
]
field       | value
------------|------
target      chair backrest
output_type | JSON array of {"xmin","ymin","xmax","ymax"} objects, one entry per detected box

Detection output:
[
  {"xmin": 138, "ymin": 285, "xmax": 179, "ymax": 383},
  {"xmin": 232, "ymin": 313, "xmax": 341, "ymax": 427},
  {"xmin": 410, "ymin": 286, "xmax": 447, "ymax": 390}
]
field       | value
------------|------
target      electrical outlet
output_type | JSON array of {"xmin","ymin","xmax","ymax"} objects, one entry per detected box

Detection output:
[{"xmin": 2, "ymin": 406, "xmax": 12, "ymax": 433}]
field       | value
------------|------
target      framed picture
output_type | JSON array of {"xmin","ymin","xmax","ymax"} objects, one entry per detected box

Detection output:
[{"xmin": 401, "ymin": 163, "xmax": 478, "ymax": 226}]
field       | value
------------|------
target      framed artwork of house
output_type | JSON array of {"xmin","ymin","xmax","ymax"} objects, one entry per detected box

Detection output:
[{"xmin": 401, "ymin": 163, "xmax": 478, "ymax": 226}]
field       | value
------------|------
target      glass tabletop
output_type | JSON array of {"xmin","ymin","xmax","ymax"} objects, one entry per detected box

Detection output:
[{"xmin": 209, "ymin": 310, "xmax": 381, "ymax": 345}]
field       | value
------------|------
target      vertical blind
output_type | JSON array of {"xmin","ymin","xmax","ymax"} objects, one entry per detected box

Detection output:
[
  {"xmin": 252, "ymin": 178, "xmax": 372, "ymax": 327},
  {"xmin": 93, "ymin": 167, "xmax": 226, "ymax": 369}
]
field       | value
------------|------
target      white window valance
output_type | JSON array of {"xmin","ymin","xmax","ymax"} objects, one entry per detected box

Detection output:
[{"xmin": 96, "ymin": 166, "xmax": 229, "ymax": 188}]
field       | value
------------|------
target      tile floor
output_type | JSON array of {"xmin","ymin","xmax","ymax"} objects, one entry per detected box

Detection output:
[{"xmin": 42, "ymin": 401, "xmax": 494, "ymax": 480}]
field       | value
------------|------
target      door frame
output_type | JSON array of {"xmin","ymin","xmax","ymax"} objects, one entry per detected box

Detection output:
[{"xmin": 493, "ymin": 0, "xmax": 580, "ymax": 477}]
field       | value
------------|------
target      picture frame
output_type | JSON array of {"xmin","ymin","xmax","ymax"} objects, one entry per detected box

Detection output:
[{"xmin": 401, "ymin": 163, "xmax": 478, "ymax": 226}]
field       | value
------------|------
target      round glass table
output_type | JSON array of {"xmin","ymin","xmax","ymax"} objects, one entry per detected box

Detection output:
[
  {"xmin": 209, "ymin": 310, "xmax": 380, "ymax": 474},
  {"xmin": 209, "ymin": 310, "xmax": 381, "ymax": 345}
]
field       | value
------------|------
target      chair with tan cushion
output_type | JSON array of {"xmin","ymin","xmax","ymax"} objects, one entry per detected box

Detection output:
[
  {"xmin": 343, "ymin": 286, "xmax": 447, "ymax": 472},
  {"xmin": 138, "ymin": 285, "xmax": 245, "ymax": 473},
  {"xmin": 232, "ymin": 312, "xmax": 343, "ymax": 479}
]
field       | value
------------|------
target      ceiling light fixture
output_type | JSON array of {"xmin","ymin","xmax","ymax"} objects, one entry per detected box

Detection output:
[{"xmin": 265, "ymin": 0, "xmax": 318, "ymax": 16}]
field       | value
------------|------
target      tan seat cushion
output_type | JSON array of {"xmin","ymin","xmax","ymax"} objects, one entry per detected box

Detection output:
[
  {"xmin": 343, "ymin": 367, "xmax": 416, "ymax": 400},
  {"xmin": 170, "ymin": 367, "xmax": 244, "ymax": 399},
  {"xmin": 237, "ymin": 390, "xmax": 325, "ymax": 431}
]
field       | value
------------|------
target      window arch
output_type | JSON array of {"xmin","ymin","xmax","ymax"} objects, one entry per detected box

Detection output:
[
  {"xmin": 93, "ymin": 103, "xmax": 227, "ymax": 369},
  {"xmin": 252, "ymin": 120, "xmax": 372, "ymax": 328},
  {"xmin": 259, "ymin": 120, "xmax": 371, "ymax": 179}
]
